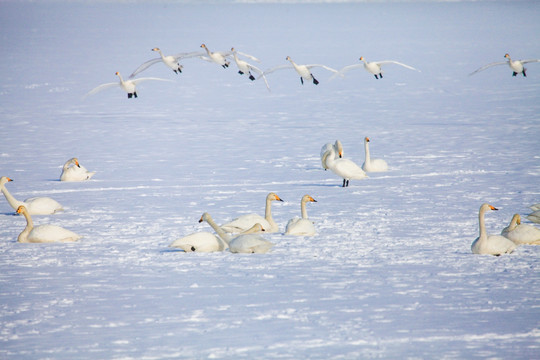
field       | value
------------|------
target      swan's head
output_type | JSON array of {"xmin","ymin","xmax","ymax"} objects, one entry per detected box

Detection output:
[
  {"xmin": 199, "ymin": 212, "xmax": 212, "ymax": 223},
  {"xmin": 152, "ymin": 47, "xmax": 161, "ymax": 52},
  {"xmin": 231, "ymin": 47, "xmax": 236, "ymax": 52},
  {"xmin": 514, "ymin": 214, "xmax": 521, "ymax": 225},
  {"xmin": 365, "ymin": 137, "xmax": 370, "ymax": 143},
  {"xmin": 286, "ymin": 56, "xmax": 292, "ymax": 61},
  {"xmin": 302, "ymin": 195, "xmax": 317, "ymax": 203},
  {"xmin": 0, "ymin": 176, "xmax": 13, "ymax": 185},
  {"xmin": 359, "ymin": 56, "xmax": 365, "ymax": 61},
  {"xmin": 200, "ymin": 44, "xmax": 207, "ymax": 49},
  {"xmin": 481, "ymin": 203, "xmax": 498, "ymax": 212},
  {"xmin": 74, "ymin": 158, "xmax": 80, "ymax": 167},
  {"xmin": 16, "ymin": 205, "xmax": 27, "ymax": 215},
  {"xmin": 504, "ymin": 53, "xmax": 510, "ymax": 59},
  {"xmin": 268, "ymin": 192, "xmax": 284, "ymax": 202},
  {"xmin": 115, "ymin": 71, "xmax": 121, "ymax": 77},
  {"xmin": 334, "ymin": 140, "xmax": 343, "ymax": 158}
]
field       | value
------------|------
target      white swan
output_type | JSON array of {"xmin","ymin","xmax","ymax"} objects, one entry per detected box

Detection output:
[
  {"xmin": 334, "ymin": 56, "xmax": 419, "ymax": 80},
  {"xmin": 530, "ymin": 203, "xmax": 540, "ymax": 211},
  {"xmin": 501, "ymin": 214, "xmax": 540, "ymax": 245},
  {"xmin": 1, "ymin": 176, "xmax": 63, "ymax": 215},
  {"xmin": 129, "ymin": 47, "xmax": 204, "ymax": 78},
  {"xmin": 85, "ymin": 72, "xmax": 172, "ymax": 99},
  {"xmin": 260, "ymin": 56, "xmax": 338, "ymax": 85},
  {"xmin": 200, "ymin": 44, "xmax": 230, "ymax": 68},
  {"xmin": 230, "ymin": 47, "xmax": 270, "ymax": 91},
  {"xmin": 221, "ymin": 192, "xmax": 284, "ymax": 233},
  {"xmin": 169, "ymin": 213, "xmax": 229, "ymax": 252},
  {"xmin": 320, "ymin": 140, "xmax": 344, "ymax": 171},
  {"xmin": 16, "ymin": 205, "xmax": 81, "ymax": 243},
  {"xmin": 362, "ymin": 137, "xmax": 388, "ymax": 172},
  {"xmin": 285, "ymin": 195, "xmax": 317, "ymax": 236},
  {"xmin": 60, "ymin": 158, "xmax": 95, "ymax": 182},
  {"xmin": 471, "ymin": 203, "xmax": 516, "ymax": 255},
  {"xmin": 470, "ymin": 53, "xmax": 540, "ymax": 77},
  {"xmin": 526, "ymin": 210, "xmax": 540, "ymax": 224},
  {"xmin": 322, "ymin": 147, "xmax": 367, "ymax": 187}
]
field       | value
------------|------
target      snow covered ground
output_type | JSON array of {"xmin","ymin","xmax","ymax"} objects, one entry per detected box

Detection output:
[{"xmin": 1, "ymin": 0, "xmax": 539, "ymax": 358}]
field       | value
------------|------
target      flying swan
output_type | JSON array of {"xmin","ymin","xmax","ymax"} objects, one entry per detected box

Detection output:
[
  {"xmin": 469, "ymin": 53, "xmax": 540, "ymax": 77},
  {"xmin": 322, "ymin": 147, "xmax": 367, "ymax": 187},
  {"xmin": 60, "ymin": 158, "xmax": 95, "ymax": 181},
  {"xmin": 362, "ymin": 137, "xmax": 388, "ymax": 172},
  {"xmin": 16, "ymin": 205, "xmax": 81, "ymax": 243},
  {"xmin": 285, "ymin": 194, "xmax": 318, "ymax": 236},
  {"xmin": 230, "ymin": 47, "xmax": 270, "ymax": 91},
  {"xmin": 260, "ymin": 56, "xmax": 338, "ymax": 85},
  {"xmin": 471, "ymin": 203, "xmax": 516, "ymax": 255},
  {"xmin": 333, "ymin": 56, "xmax": 420, "ymax": 80},
  {"xmin": 129, "ymin": 47, "xmax": 204, "ymax": 78},
  {"xmin": 85, "ymin": 72, "xmax": 172, "ymax": 99},
  {"xmin": 501, "ymin": 214, "xmax": 540, "ymax": 245},
  {"xmin": 221, "ymin": 192, "xmax": 284, "ymax": 233},
  {"xmin": 199, "ymin": 44, "xmax": 231, "ymax": 68},
  {"xmin": 1, "ymin": 176, "xmax": 63, "ymax": 215},
  {"xmin": 320, "ymin": 140, "xmax": 344, "ymax": 171}
]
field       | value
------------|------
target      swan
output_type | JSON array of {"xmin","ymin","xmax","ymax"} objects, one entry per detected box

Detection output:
[
  {"xmin": 169, "ymin": 213, "xmax": 229, "ymax": 252},
  {"xmin": 322, "ymin": 147, "xmax": 367, "ymax": 187},
  {"xmin": 501, "ymin": 214, "xmax": 540, "ymax": 245},
  {"xmin": 230, "ymin": 47, "xmax": 270, "ymax": 91},
  {"xmin": 470, "ymin": 53, "xmax": 540, "ymax": 77},
  {"xmin": 16, "ymin": 205, "xmax": 81, "ymax": 243},
  {"xmin": 320, "ymin": 140, "xmax": 344, "ymax": 171},
  {"xmin": 527, "ymin": 210, "xmax": 540, "ymax": 224},
  {"xmin": 199, "ymin": 212, "xmax": 273, "ymax": 253},
  {"xmin": 471, "ymin": 203, "xmax": 516, "ymax": 255},
  {"xmin": 1, "ymin": 176, "xmax": 63, "ymax": 215},
  {"xmin": 200, "ymin": 44, "xmax": 230, "ymax": 68},
  {"xmin": 221, "ymin": 192, "xmax": 284, "ymax": 233},
  {"xmin": 260, "ymin": 56, "xmax": 338, "ymax": 85},
  {"xmin": 530, "ymin": 203, "xmax": 540, "ymax": 211},
  {"xmin": 362, "ymin": 137, "xmax": 388, "ymax": 172},
  {"xmin": 285, "ymin": 195, "xmax": 318, "ymax": 236},
  {"xmin": 333, "ymin": 56, "xmax": 419, "ymax": 80},
  {"xmin": 129, "ymin": 47, "xmax": 204, "ymax": 78},
  {"xmin": 60, "ymin": 158, "xmax": 95, "ymax": 181},
  {"xmin": 85, "ymin": 72, "xmax": 172, "ymax": 99}
]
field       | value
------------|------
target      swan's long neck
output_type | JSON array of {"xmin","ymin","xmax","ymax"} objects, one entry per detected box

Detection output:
[
  {"xmin": 508, "ymin": 214, "xmax": 520, "ymax": 231},
  {"xmin": 204, "ymin": 215, "xmax": 231, "ymax": 244},
  {"xmin": 300, "ymin": 199, "xmax": 309, "ymax": 219},
  {"xmin": 17, "ymin": 208, "xmax": 33, "ymax": 243},
  {"xmin": 0, "ymin": 183, "xmax": 23, "ymax": 209},
  {"xmin": 323, "ymin": 149, "xmax": 336, "ymax": 169},
  {"xmin": 264, "ymin": 197, "xmax": 276, "ymax": 226},
  {"xmin": 364, "ymin": 140, "xmax": 371, "ymax": 163},
  {"xmin": 117, "ymin": 73, "xmax": 125, "ymax": 84},
  {"xmin": 478, "ymin": 205, "xmax": 488, "ymax": 242},
  {"xmin": 156, "ymin": 49, "xmax": 166, "ymax": 60}
]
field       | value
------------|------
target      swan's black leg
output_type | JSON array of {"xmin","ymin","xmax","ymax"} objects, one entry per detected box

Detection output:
[
  {"xmin": 379, "ymin": 73, "xmax": 383, "ymax": 79},
  {"xmin": 374, "ymin": 74, "xmax": 379, "ymax": 79},
  {"xmin": 523, "ymin": 69, "xmax": 527, "ymax": 77},
  {"xmin": 342, "ymin": 179, "xmax": 346, "ymax": 187},
  {"xmin": 128, "ymin": 93, "xmax": 133, "ymax": 99},
  {"xmin": 249, "ymin": 73, "xmax": 255, "ymax": 81},
  {"xmin": 312, "ymin": 75, "xmax": 319, "ymax": 85},
  {"xmin": 512, "ymin": 71, "xmax": 518, "ymax": 76},
  {"xmin": 300, "ymin": 77, "xmax": 304, "ymax": 85},
  {"xmin": 238, "ymin": 70, "xmax": 244, "ymax": 75},
  {"xmin": 134, "ymin": 92, "xmax": 138, "ymax": 98}
]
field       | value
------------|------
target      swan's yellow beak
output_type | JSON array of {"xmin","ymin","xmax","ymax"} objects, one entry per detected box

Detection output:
[
  {"xmin": 489, "ymin": 205, "xmax": 498, "ymax": 211},
  {"xmin": 7, "ymin": 177, "xmax": 13, "ymax": 182},
  {"xmin": 198, "ymin": 216, "xmax": 204, "ymax": 223}
]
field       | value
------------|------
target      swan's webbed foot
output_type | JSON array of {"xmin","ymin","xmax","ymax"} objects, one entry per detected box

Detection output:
[
  {"xmin": 312, "ymin": 76, "xmax": 319, "ymax": 85},
  {"xmin": 342, "ymin": 179, "xmax": 349, "ymax": 187},
  {"xmin": 238, "ymin": 70, "xmax": 244, "ymax": 75},
  {"xmin": 523, "ymin": 69, "xmax": 527, "ymax": 77},
  {"xmin": 128, "ymin": 92, "xmax": 138, "ymax": 99},
  {"xmin": 191, "ymin": 246, "xmax": 196, "ymax": 252},
  {"xmin": 379, "ymin": 73, "xmax": 383, "ymax": 78},
  {"xmin": 222, "ymin": 62, "xmax": 230, "ymax": 69},
  {"xmin": 512, "ymin": 71, "xmax": 518, "ymax": 77},
  {"xmin": 249, "ymin": 74, "xmax": 255, "ymax": 81}
]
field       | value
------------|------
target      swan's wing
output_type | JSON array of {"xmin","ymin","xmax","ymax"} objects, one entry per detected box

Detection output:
[
  {"xmin": 469, "ymin": 61, "xmax": 507, "ymax": 76},
  {"xmin": 248, "ymin": 64, "xmax": 271, "ymax": 91},
  {"xmin": 172, "ymin": 51, "xmax": 206, "ymax": 61},
  {"xmin": 330, "ymin": 64, "xmax": 364, "ymax": 79},
  {"xmin": 305, "ymin": 64, "xmax": 339, "ymax": 74},
  {"xmin": 235, "ymin": 51, "xmax": 261, "ymax": 62},
  {"xmin": 376, "ymin": 60, "xmax": 420, "ymax": 71},
  {"xmin": 521, "ymin": 59, "xmax": 540, "ymax": 64},
  {"xmin": 259, "ymin": 64, "xmax": 294, "ymax": 77},
  {"xmin": 129, "ymin": 58, "xmax": 162, "ymax": 78},
  {"xmin": 85, "ymin": 82, "xmax": 119, "ymax": 97},
  {"xmin": 130, "ymin": 77, "xmax": 174, "ymax": 85}
]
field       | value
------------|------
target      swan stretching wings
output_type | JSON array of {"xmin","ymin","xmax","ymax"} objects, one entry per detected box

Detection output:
[
  {"xmin": 230, "ymin": 47, "xmax": 270, "ymax": 91},
  {"xmin": 60, "ymin": 158, "xmax": 95, "ymax": 181},
  {"xmin": 86, "ymin": 72, "xmax": 171, "ymax": 99},
  {"xmin": 320, "ymin": 140, "xmax": 344, "ymax": 171},
  {"xmin": 471, "ymin": 203, "xmax": 516, "ymax": 255},
  {"xmin": 322, "ymin": 147, "xmax": 367, "ymax": 187},
  {"xmin": 16, "ymin": 205, "xmax": 81, "ymax": 243},
  {"xmin": 470, "ymin": 53, "xmax": 540, "ymax": 77},
  {"xmin": 260, "ymin": 56, "xmax": 338, "ymax": 85},
  {"xmin": 129, "ymin": 47, "xmax": 203, "ymax": 78},
  {"xmin": 285, "ymin": 195, "xmax": 318, "ymax": 236},
  {"xmin": 334, "ymin": 56, "xmax": 419, "ymax": 80},
  {"xmin": 1, "ymin": 176, "xmax": 63, "ymax": 215}
]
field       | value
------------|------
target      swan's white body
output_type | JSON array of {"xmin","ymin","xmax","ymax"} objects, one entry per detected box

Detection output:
[
  {"xmin": 501, "ymin": 214, "xmax": 540, "ymax": 245},
  {"xmin": 1, "ymin": 176, "xmax": 63, "ymax": 215},
  {"xmin": 334, "ymin": 56, "xmax": 419, "ymax": 80},
  {"xmin": 86, "ymin": 72, "xmax": 171, "ymax": 99},
  {"xmin": 320, "ymin": 140, "xmax": 344, "ymax": 170},
  {"xmin": 362, "ymin": 137, "xmax": 388, "ymax": 172},
  {"xmin": 129, "ymin": 47, "xmax": 203, "ymax": 78},
  {"xmin": 221, "ymin": 192, "xmax": 283, "ymax": 233},
  {"xmin": 322, "ymin": 147, "xmax": 367, "ymax": 187},
  {"xmin": 471, "ymin": 203, "xmax": 516, "ymax": 255},
  {"xmin": 170, "ymin": 214, "xmax": 229, "ymax": 252},
  {"xmin": 60, "ymin": 158, "xmax": 95, "ymax": 181},
  {"xmin": 16, "ymin": 206, "xmax": 81, "ymax": 243},
  {"xmin": 285, "ymin": 195, "xmax": 317, "ymax": 236},
  {"xmin": 261, "ymin": 56, "xmax": 338, "ymax": 85},
  {"xmin": 470, "ymin": 53, "xmax": 540, "ymax": 77},
  {"xmin": 230, "ymin": 48, "xmax": 270, "ymax": 91},
  {"xmin": 527, "ymin": 210, "xmax": 540, "ymax": 224},
  {"xmin": 200, "ymin": 44, "xmax": 230, "ymax": 68}
]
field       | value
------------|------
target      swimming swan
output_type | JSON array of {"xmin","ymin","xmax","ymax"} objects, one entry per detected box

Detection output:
[
  {"xmin": 470, "ymin": 53, "xmax": 540, "ymax": 77},
  {"xmin": 501, "ymin": 214, "xmax": 540, "ymax": 245},
  {"xmin": 320, "ymin": 140, "xmax": 344, "ymax": 170},
  {"xmin": 1, "ymin": 176, "xmax": 63, "ymax": 215},
  {"xmin": 322, "ymin": 147, "xmax": 367, "ymax": 187},
  {"xmin": 169, "ymin": 213, "xmax": 229, "ymax": 252},
  {"xmin": 221, "ymin": 192, "xmax": 284, "ymax": 233},
  {"xmin": 362, "ymin": 137, "xmax": 388, "ymax": 172},
  {"xmin": 200, "ymin": 44, "xmax": 230, "ymax": 68},
  {"xmin": 285, "ymin": 195, "xmax": 318, "ymax": 236},
  {"xmin": 471, "ymin": 203, "xmax": 516, "ymax": 255},
  {"xmin": 260, "ymin": 56, "xmax": 338, "ymax": 85},
  {"xmin": 129, "ymin": 47, "xmax": 204, "ymax": 78},
  {"xmin": 16, "ymin": 205, "xmax": 81, "ymax": 243},
  {"xmin": 527, "ymin": 210, "xmax": 540, "ymax": 224},
  {"xmin": 334, "ymin": 56, "xmax": 419, "ymax": 80},
  {"xmin": 60, "ymin": 158, "xmax": 95, "ymax": 181},
  {"xmin": 230, "ymin": 47, "xmax": 270, "ymax": 91},
  {"xmin": 86, "ymin": 72, "xmax": 172, "ymax": 99}
]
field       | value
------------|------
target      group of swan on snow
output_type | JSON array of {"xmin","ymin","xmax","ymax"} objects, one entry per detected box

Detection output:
[{"xmin": 85, "ymin": 47, "xmax": 539, "ymax": 98}]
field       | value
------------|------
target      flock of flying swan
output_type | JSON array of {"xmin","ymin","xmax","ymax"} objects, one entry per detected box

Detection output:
[{"xmin": 85, "ymin": 44, "xmax": 540, "ymax": 98}]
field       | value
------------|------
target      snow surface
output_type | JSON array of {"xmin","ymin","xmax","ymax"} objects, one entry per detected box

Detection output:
[{"xmin": 1, "ymin": 0, "xmax": 539, "ymax": 359}]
